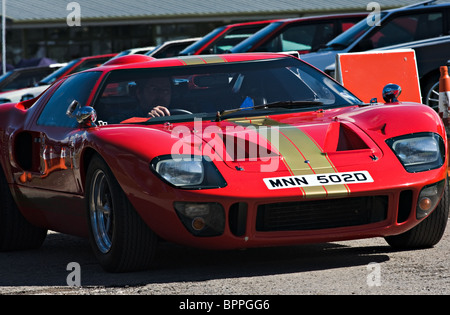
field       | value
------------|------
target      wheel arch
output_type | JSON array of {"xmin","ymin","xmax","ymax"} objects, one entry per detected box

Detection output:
[
  {"xmin": 80, "ymin": 147, "xmax": 102, "ymax": 193},
  {"xmin": 420, "ymin": 68, "xmax": 440, "ymax": 106}
]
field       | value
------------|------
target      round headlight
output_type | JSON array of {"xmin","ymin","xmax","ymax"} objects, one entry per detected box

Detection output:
[
  {"xmin": 386, "ymin": 133, "xmax": 445, "ymax": 173},
  {"xmin": 155, "ymin": 159, "xmax": 204, "ymax": 187},
  {"xmin": 150, "ymin": 155, "xmax": 227, "ymax": 189}
]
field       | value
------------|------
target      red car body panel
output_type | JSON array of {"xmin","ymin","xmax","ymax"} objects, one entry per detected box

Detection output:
[{"xmin": 0, "ymin": 53, "xmax": 447, "ymax": 251}]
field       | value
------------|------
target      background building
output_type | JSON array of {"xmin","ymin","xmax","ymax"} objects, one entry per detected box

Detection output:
[{"xmin": 2, "ymin": 0, "xmax": 418, "ymax": 64}]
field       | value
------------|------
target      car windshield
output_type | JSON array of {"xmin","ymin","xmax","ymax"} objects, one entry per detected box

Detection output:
[
  {"xmin": 319, "ymin": 12, "xmax": 388, "ymax": 51},
  {"xmin": 93, "ymin": 57, "xmax": 362, "ymax": 125}
]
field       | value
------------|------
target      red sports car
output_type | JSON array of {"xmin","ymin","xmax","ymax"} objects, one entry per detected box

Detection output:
[{"xmin": 0, "ymin": 53, "xmax": 448, "ymax": 272}]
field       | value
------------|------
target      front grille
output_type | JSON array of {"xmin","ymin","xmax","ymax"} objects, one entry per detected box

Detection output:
[{"xmin": 256, "ymin": 196, "xmax": 388, "ymax": 232}]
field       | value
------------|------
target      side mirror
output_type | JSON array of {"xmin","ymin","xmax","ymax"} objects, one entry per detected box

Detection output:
[
  {"xmin": 66, "ymin": 100, "xmax": 97, "ymax": 126},
  {"xmin": 382, "ymin": 83, "xmax": 402, "ymax": 103}
]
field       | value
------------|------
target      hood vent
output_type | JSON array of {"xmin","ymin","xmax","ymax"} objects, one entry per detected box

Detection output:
[
  {"xmin": 222, "ymin": 134, "xmax": 276, "ymax": 162},
  {"xmin": 324, "ymin": 122, "xmax": 369, "ymax": 152}
]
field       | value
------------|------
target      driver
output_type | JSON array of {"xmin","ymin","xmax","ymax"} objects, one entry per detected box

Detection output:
[{"xmin": 135, "ymin": 77, "xmax": 171, "ymax": 118}]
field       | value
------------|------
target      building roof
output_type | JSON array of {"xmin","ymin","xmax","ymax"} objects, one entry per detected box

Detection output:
[{"xmin": 4, "ymin": 0, "xmax": 423, "ymax": 26}]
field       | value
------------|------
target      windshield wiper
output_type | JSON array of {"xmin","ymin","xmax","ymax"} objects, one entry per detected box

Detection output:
[{"xmin": 215, "ymin": 100, "xmax": 323, "ymax": 121}]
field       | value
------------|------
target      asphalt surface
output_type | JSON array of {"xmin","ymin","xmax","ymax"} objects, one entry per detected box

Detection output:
[{"xmin": 0, "ymin": 219, "xmax": 449, "ymax": 296}]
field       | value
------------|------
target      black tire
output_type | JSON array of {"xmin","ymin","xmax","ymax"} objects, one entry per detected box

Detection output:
[
  {"xmin": 385, "ymin": 180, "xmax": 449, "ymax": 249},
  {"xmin": 85, "ymin": 155, "xmax": 158, "ymax": 272},
  {"xmin": 0, "ymin": 171, "xmax": 47, "ymax": 251},
  {"xmin": 422, "ymin": 75, "xmax": 439, "ymax": 111}
]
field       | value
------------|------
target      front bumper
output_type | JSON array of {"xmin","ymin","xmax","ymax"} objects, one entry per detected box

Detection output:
[{"xmin": 132, "ymin": 173, "xmax": 447, "ymax": 250}]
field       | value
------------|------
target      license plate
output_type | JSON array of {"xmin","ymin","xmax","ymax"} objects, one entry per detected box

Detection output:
[{"xmin": 264, "ymin": 171, "xmax": 373, "ymax": 190}]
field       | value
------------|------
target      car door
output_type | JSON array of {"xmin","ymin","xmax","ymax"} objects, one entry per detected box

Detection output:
[
  {"xmin": 13, "ymin": 71, "xmax": 102, "ymax": 194},
  {"xmin": 8, "ymin": 71, "xmax": 102, "ymax": 235}
]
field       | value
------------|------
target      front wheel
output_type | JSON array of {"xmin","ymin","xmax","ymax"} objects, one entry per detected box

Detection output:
[
  {"xmin": 86, "ymin": 155, "xmax": 157, "ymax": 272},
  {"xmin": 385, "ymin": 180, "xmax": 449, "ymax": 249}
]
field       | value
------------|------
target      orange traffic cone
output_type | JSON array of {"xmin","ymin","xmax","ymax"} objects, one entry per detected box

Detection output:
[
  {"xmin": 19, "ymin": 172, "xmax": 27, "ymax": 183},
  {"xmin": 59, "ymin": 147, "xmax": 68, "ymax": 170},
  {"xmin": 41, "ymin": 145, "xmax": 49, "ymax": 175},
  {"xmin": 439, "ymin": 64, "xmax": 450, "ymax": 127}
]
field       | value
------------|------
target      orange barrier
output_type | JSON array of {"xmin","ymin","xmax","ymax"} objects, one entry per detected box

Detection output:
[
  {"xmin": 335, "ymin": 49, "xmax": 422, "ymax": 104},
  {"xmin": 439, "ymin": 64, "xmax": 450, "ymax": 126}
]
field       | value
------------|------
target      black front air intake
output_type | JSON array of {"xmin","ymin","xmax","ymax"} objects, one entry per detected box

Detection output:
[{"xmin": 256, "ymin": 196, "xmax": 388, "ymax": 231}]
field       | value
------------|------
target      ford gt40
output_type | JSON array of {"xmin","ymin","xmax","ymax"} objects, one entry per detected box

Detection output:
[{"xmin": 0, "ymin": 53, "xmax": 448, "ymax": 272}]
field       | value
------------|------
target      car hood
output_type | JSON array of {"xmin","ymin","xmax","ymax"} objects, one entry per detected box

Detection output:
[
  {"xmin": 163, "ymin": 105, "xmax": 386, "ymax": 174},
  {"xmin": 98, "ymin": 103, "xmax": 440, "ymax": 178}
]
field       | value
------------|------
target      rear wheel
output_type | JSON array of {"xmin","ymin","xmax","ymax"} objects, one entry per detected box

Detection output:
[
  {"xmin": 86, "ymin": 155, "xmax": 157, "ymax": 272},
  {"xmin": 0, "ymin": 171, "xmax": 47, "ymax": 251},
  {"xmin": 385, "ymin": 180, "xmax": 449, "ymax": 249}
]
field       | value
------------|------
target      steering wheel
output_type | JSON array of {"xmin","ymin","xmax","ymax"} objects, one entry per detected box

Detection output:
[{"xmin": 170, "ymin": 108, "xmax": 193, "ymax": 115}]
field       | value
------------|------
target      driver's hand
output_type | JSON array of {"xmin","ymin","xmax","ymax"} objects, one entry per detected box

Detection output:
[{"xmin": 148, "ymin": 106, "xmax": 170, "ymax": 118}]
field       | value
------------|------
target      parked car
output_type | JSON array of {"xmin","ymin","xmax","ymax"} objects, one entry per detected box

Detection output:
[
  {"xmin": 113, "ymin": 46, "xmax": 156, "ymax": 58},
  {"xmin": 0, "ymin": 53, "xmax": 117, "ymax": 104},
  {"xmin": 374, "ymin": 35, "xmax": 450, "ymax": 109},
  {"xmin": 301, "ymin": 1, "xmax": 450, "ymax": 70},
  {"xmin": 146, "ymin": 37, "xmax": 202, "ymax": 58},
  {"xmin": 40, "ymin": 53, "xmax": 118, "ymax": 85},
  {"xmin": 229, "ymin": 13, "xmax": 367, "ymax": 55},
  {"xmin": 179, "ymin": 19, "xmax": 278, "ymax": 55},
  {"xmin": 0, "ymin": 63, "xmax": 65, "ymax": 95},
  {"xmin": 0, "ymin": 53, "xmax": 447, "ymax": 272}
]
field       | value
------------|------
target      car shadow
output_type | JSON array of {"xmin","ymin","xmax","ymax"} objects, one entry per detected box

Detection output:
[{"xmin": 0, "ymin": 231, "xmax": 399, "ymax": 288}]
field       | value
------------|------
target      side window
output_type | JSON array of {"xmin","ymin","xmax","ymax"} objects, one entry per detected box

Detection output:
[
  {"xmin": 448, "ymin": 9, "xmax": 450, "ymax": 35},
  {"xmin": 152, "ymin": 43, "xmax": 190, "ymax": 58},
  {"xmin": 368, "ymin": 12, "xmax": 443, "ymax": 49},
  {"xmin": 342, "ymin": 22, "xmax": 357, "ymax": 32},
  {"xmin": 37, "ymin": 71, "xmax": 101, "ymax": 128},
  {"xmin": 204, "ymin": 25, "xmax": 266, "ymax": 54},
  {"xmin": 414, "ymin": 12, "xmax": 443, "ymax": 40},
  {"xmin": 257, "ymin": 23, "xmax": 334, "ymax": 53}
]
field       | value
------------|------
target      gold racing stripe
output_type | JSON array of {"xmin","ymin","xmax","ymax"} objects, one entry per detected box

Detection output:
[
  {"xmin": 178, "ymin": 57, "xmax": 206, "ymax": 65},
  {"xmin": 229, "ymin": 116, "xmax": 350, "ymax": 198},
  {"xmin": 199, "ymin": 55, "xmax": 227, "ymax": 64},
  {"xmin": 178, "ymin": 55, "xmax": 227, "ymax": 66}
]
